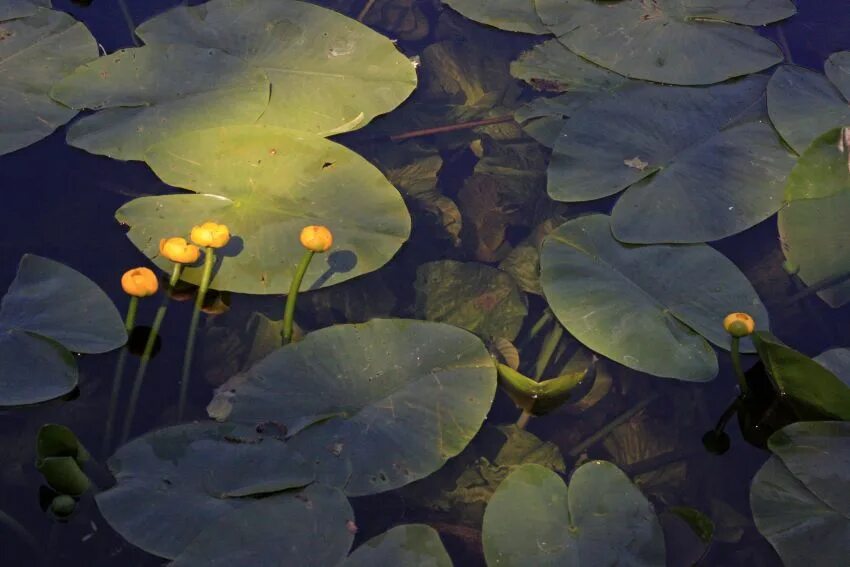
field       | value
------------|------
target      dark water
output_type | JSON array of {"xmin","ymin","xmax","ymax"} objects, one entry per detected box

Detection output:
[{"xmin": 1, "ymin": 1, "xmax": 849, "ymax": 565}]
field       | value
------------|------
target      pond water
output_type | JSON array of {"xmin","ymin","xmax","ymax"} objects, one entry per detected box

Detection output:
[{"xmin": 1, "ymin": 0, "xmax": 849, "ymax": 565}]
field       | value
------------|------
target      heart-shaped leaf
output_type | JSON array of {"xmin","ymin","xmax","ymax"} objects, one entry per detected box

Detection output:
[
  {"xmin": 442, "ymin": 0, "xmax": 548, "ymax": 34},
  {"xmin": 343, "ymin": 525, "xmax": 452, "ymax": 566}
]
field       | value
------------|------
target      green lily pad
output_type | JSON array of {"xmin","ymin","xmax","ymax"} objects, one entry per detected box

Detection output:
[
  {"xmin": 514, "ymin": 93, "xmax": 592, "ymax": 148},
  {"xmin": 752, "ymin": 332, "xmax": 850, "ymax": 420},
  {"xmin": 96, "ymin": 422, "xmax": 322, "ymax": 560},
  {"xmin": 442, "ymin": 0, "xmax": 547, "ymax": 34},
  {"xmin": 751, "ymin": 421, "xmax": 850, "ymax": 567},
  {"xmin": 482, "ymin": 461, "xmax": 666, "ymax": 566},
  {"xmin": 814, "ymin": 348, "xmax": 850, "ymax": 387},
  {"xmin": 414, "ymin": 260, "xmax": 528, "ymax": 341},
  {"xmin": 540, "ymin": 215, "xmax": 769, "ymax": 381},
  {"xmin": 344, "ymin": 525, "xmax": 452, "ymax": 566},
  {"xmin": 36, "ymin": 424, "xmax": 91, "ymax": 496},
  {"xmin": 51, "ymin": 44, "xmax": 271, "ymax": 161},
  {"xmin": 825, "ymin": 51, "xmax": 850, "ymax": 100},
  {"xmin": 116, "ymin": 125, "xmax": 411, "ymax": 294},
  {"xmin": 535, "ymin": 0, "xmax": 791, "ymax": 85},
  {"xmin": 510, "ymin": 38, "xmax": 628, "ymax": 93},
  {"xmin": 207, "ymin": 319, "xmax": 497, "ymax": 496},
  {"xmin": 0, "ymin": 0, "xmax": 42, "ymax": 20},
  {"xmin": 547, "ymin": 76, "xmax": 795, "ymax": 243},
  {"xmin": 784, "ymin": 128, "xmax": 850, "ymax": 201},
  {"xmin": 0, "ymin": 255, "xmax": 126, "ymax": 406},
  {"xmin": 136, "ymin": 0, "xmax": 416, "ymax": 134},
  {"xmin": 767, "ymin": 63, "xmax": 850, "ymax": 155},
  {"xmin": 0, "ymin": 6, "xmax": 97, "ymax": 156}
]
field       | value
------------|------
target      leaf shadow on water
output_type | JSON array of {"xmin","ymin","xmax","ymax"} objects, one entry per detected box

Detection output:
[{"xmin": 308, "ymin": 250, "xmax": 358, "ymax": 291}]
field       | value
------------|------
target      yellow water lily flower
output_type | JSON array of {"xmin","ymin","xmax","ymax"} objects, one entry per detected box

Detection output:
[
  {"xmin": 723, "ymin": 312, "xmax": 755, "ymax": 338},
  {"xmin": 121, "ymin": 267, "xmax": 158, "ymax": 297},
  {"xmin": 159, "ymin": 237, "xmax": 201, "ymax": 264},
  {"xmin": 190, "ymin": 221, "xmax": 231, "ymax": 249},
  {"xmin": 299, "ymin": 225, "xmax": 333, "ymax": 253}
]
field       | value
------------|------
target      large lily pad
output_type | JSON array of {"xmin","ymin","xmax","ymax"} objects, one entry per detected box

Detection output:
[
  {"xmin": 547, "ymin": 76, "xmax": 795, "ymax": 243},
  {"xmin": 51, "ymin": 44, "xmax": 271, "ymax": 161},
  {"xmin": 0, "ymin": 6, "xmax": 97, "ymax": 156},
  {"xmin": 442, "ymin": 0, "xmax": 547, "ymax": 34},
  {"xmin": 751, "ymin": 421, "xmax": 850, "ymax": 567},
  {"xmin": 116, "ymin": 125, "xmax": 411, "ymax": 294},
  {"xmin": 343, "ymin": 525, "xmax": 452, "ymax": 566},
  {"xmin": 510, "ymin": 38, "xmax": 628, "ymax": 93},
  {"xmin": 535, "ymin": 0, "xmax": 791, "ymax": 85},
  {"xmin": 135, "ymin": 0, "xmax": 417, "ymax": 134},
  {"xmin": 95, "ymin": 422, "xmax": 350, "ymax": 562},
  {"xmin": 540, "ymin": 215, "xmax": 769, "ymax": 381},
  {"xmin": 814, "ymin": 348, "xmax": 850, "ymax": 387},
  {"xmin": 767, "ymin": 63, "xmax": 850, "ymax": 155},
  {"xmin": 825, "ymin": 51, "xmax": 850, "ymax": 100},
  {"xmin": 784, "ymin": 128, "xmax": 850, "ymax": 201},
  {"xmin": 0, "ymin": 255, "xmax": 126, "ymax": 406},
  {"xmin": 207, "ymin": 319, "xmax": 497, "ymax": 496},
  {"xmin": 482, "ymin": 462, "xmax": 666, "ymax": 566}
]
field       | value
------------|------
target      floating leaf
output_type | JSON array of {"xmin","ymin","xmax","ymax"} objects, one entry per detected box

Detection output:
[
  {"xmin": 514, "ymin": 93, "xmax": 592, "ymax": 148},
  {"xmin": 415, "ymin": 260, "xmax": 528, "ymax": 341},
  {"xmin": 510, "ymin": 38, "xmax": 627, "ymax": 93},
  {"xmin": 540, "ymin": 215, "xmax": 769, "ymax": 380},
  {"xmin": 825, "ymin": 51, "xmax": 850, "ymax": 100},
  {"xmin": 51, "ymin": 44, "xmax": 271, "ymax": 161},
  {"xmin": 442, "ymin": 0, "xmax": 547, "ymax": 34},
  {"xmin": 0, "ymin": 6, "xmax": 97, "ymax": 156},
  {"xmin": 116, "ymin": 125, "xmax": 410, "ymax": 294},
  {"xmin": 343, "ymin": 525, "xmax": 452, "ymax": 566},
  {"xmin": 814, "ymin": 348, "xmax": 850, "ymax": 387},
  {"xmin": 0, "ymin": 255, "xmax": 126, "ymax": 406},
  {"xmin": 482, "ymin": 462, "xmax": 666, "ymax": 566},
  {"xmin": 751, "ymin": 421, "xmax": 850, "ymax": 567},
  {"xmin": 784, "ymin": 127, "xmax": 850, "ymax": 201},
  {"xmin": 207, "ymin": 319, "xmax": 497, "ymax": 496},
  {"xmin": 767, "ymin": 62, "xmax": 850, "ymax": 154},
  {"xmin": 136, "ymin": 0, "xmax": 416, "ymax": 134},
  {"xmin": 536, "ymin": 0, "xmax": 791, "ymax": 85}
]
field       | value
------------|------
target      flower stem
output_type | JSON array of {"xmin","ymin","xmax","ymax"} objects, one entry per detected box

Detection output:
[
  {"xmin": 102, "ymin": 297, "xmax": 139, "ymax": 455},
  {"xmin": 730, "ymin": 336, "xmax": 749, "ymax": 396},
  {"xmin": 124, "ymin": 296, "xmax": 139, "ymax": 332},
  {"xmin": 177, "ymin": 247, "xmax": 215, "ymax": 421},
  {"xmin": 282, "ymin": 250, "xmax": 314, "ymax": 344}
]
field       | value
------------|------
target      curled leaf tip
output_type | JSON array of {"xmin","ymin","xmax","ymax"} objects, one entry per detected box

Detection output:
[
  {"xmin": 191, "ymin": 221, "xmax": 231, "ymax": 249},
  {"xmin": 299, "ymin": 225, "xmax": 333, "ymax": 253},
  {"xmin": 723, "ymin": 312, "xmax": 755, "ymax": 338},
  {"xmin": 121, "ymin": 267, "xmax": 158, "ymax": 297},
  {"xmin": 159, "ymin": 237, "xmax": 201, "ymax": 264}
]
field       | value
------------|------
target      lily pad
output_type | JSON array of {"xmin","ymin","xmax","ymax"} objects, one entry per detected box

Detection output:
[
  {"xmin": 207, "ymin": 319, "xmax": 497, "ymax": 496},
  {"xmin": 51, "ymin": 44, "xmax": 271, "ymax": 161},
  {"xmin": 825, "ymin": 51, "xmax": 850, "ymax": 100},
  {"xmin": 344, "ymin": 525, "xmax": 452, "ymax": 566},
  {"xmin": 784, "ymin": 127, "xmax": 850, "ymax": 201},
  {"xmin": 482, "ymin": 461, "xmax": 666, "ymax": 566},
  {"xmin": 751, "ymin": 421, "xmax": 850, "ymax": 567},
  {"xmin": 540, "ymin": 215, "xmax": 769, "ymax": 381},
  {"xmin": 414, "ymin": 260, "xmax": 528, "ymax": 341},
  {"xmin": 814, "ymin": 348, "xmax": 850, "ymax": 387},
  {"xmin": 116, "ymin": 125, "xmax": 411, "ymax": 294},
  {"xmin": 535, "ymin": 0, "xmax": 791, "ymax": 85},
  {"xmin": 442, "ymin": 0, "xmax": 547, "ymax": 34},
  {"xmin": 95, "ymin": 422, "xmax": 330, "ymax": 561},
  {"xmin": 767, "ymin": 63, "xmax": 850, "ymax": 154},
  {"xmin": 0, "ymin": 255, "xmax": 126, "ymax": 406},
  {"xmin": 510, "ymin": 38, "xmax": 628, "ymax": 93},
  {"xmin": 135, "ymin": 0, "xmax": 417, "ymax": 134},
  {"xmin": 547, "ymin": 76, "xmax": 796, "ymax": 243},
  {"xmin": 0, "ymin": 6, "xmax": 97, "ymax": 156}
]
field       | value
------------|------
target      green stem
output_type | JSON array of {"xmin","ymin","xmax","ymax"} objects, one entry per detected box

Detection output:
[
  {"xmin": 730, "ymin": 336, "xmax": 749, "ymax": 396},
  {"xmin": 568, "ymin": 393, "xmax": 659, "ymax": 457},
  {"xmin": 282, "ymin": 250, "xmax": 314, "ymax": 344},
  {"xmin": 102, "ymin": 295, "xmax": 141, "ymax": 455},
  {"xmin": 124, "ymin": 296, "xmax": 139, "ymax": 332},
  {"xmin": 517, "ymin": 309, "xmax": 552, "ymax": 350},
  {"xmin": 121, "ymin": 264, "xmax": 182, "ymax": 443},
  {"xmin": 534, "ymin": 323, "xmax": 563, "ymax": 381},
  {"xmin": 177, "ymin": 247, "xmax": 214, "ymax": 421}
]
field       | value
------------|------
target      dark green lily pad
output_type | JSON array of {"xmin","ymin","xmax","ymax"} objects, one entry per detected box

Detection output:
[
  {"xmin": 136, "ymin": 0, "xmax": 417, "ymax": 134},
  {"xmin": 51, "ymin": 44, "xmax": 271, "ymax": 161},
  {"xmin": 96, "ymin": 422, "xmax": 323, "ymax": 560},
  {"xmin": 116, "ymin": 125, "xmax": 411, "ymax": 294},
  {"xmin": 482, "ymin": 461, "xmax": 666, "ymax": 566},
  {"xmin": 547, "ymin": 76, "xmax": 795, "ymax": 243},
  {"xmin": 344, "ymin": 525, "xmax": 452, "ymax": 566},
  {"xmin": 511, "ymin": 38, "xmax": 628, "ymax": 93},
  {"xmin": 784, "ymin": 128, "xmax": 850, "ymax": 201},
  {"xmin": 825, "ymin": 51, "xmax": 850, "ymax": 100},
  {"xmin": 752, "ymin": 332, "xmax": 850, "ymax": 420},
  {"xmin": 514, "ymin": 93, "xmax": 593, "ymax": 148},
  {"xmin": 536, "ymin": 0, "xmax": 791, "ymax": 85},
  {"xmin": 0, "ymin": 255, "xmax": 126, "ymax": 406},
  {"xmin": 751, "ymin": 421, "xmax": 850, "ymax": 567},
  {"xmin": 814, "ymin": 348, "xmax": 850, "ymax": 387},
  {"xmin": 767, "ymin": 63, "xmax": 850, "ymax": 155},
  {"xmin": 0, "ymin": 6, "xmax": 97, "ymax": 156},
  {"xmin": 442, "ymin": 0, "xmax": 547, "ymax": 34},
  {"xmin": 414, "ymin": 260, "xmax": 528, "ymax": 341},
  {"xmin": 207, "ymin": 319, "xmax": 497, "ymax": 496},
  {"xmin": 540, "ymin": 215, "xmax": 769, "ymax": 381}
]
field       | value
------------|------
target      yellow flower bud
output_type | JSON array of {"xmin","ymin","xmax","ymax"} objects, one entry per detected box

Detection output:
[
  {"xmin": 299, "ymin": 225, "xmax": 333, "ymax": 253},
  {"xmin": 190, "ymin": 221, "xmax": 231, "ymax": 249},
  {"xmin": 121, "ymin": 267, "xmax": 159, "ymax": 297},
  {"xmin": 723, "ymin": 312, "xmax": 755, "ymax": 338},
  {"xmin": 159, "ymin": 237, "xmax": 201, "ymax": 264}
]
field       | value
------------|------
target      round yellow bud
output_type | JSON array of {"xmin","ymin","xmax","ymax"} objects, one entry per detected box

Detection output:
[
  {"xmin": 190, "ymin": 221, "xmax": 231, "ymax": 249},
  {"xmin": 299, "ymin": 225, "xmax": 333, "ymax": 253},
  {"xmin": 723, "ymin": 312, "xmax": 755, "ymax": 338},
  {"xmin": 121, "ymin": 267, "xmax": 159, "ymax": 297},
  {"xmin": 159, "ymin": 237, "xmax": 201, "ymax": 264}
]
